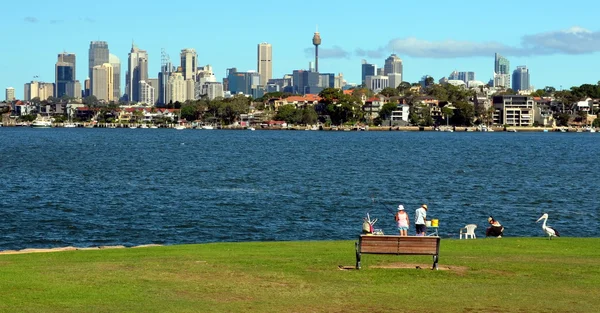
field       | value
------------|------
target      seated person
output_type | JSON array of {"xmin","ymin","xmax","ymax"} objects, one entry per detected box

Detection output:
[{"xmin": 486, "ymin": 216, "xmax": 504, "ymax": 238}]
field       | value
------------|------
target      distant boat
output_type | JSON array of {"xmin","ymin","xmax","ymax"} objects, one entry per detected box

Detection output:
[
  {"xmin": 139, "ymin": 124, "xmax": 148, "ymax": 129},
  {"xmin": 63, "ymin": 123, "xmax": 77, "ymax": 128},
  {"xmin": 174, "ymin": 125, "xmax": 186, "ymax": 130},
  {"xmin": 201, "ymin": 125, "xmax": 214, "ymax": 130},
  {"xmin": 150, "ymin": 125, "xmax": 158, "ymax": 129},
  {"xmin": 31, "ymin": 117, "xmax": 52, "ymax": 128},
  {"xmin": 129, "ymin": 125, "xmax": 138, "ymax": 129},
  {"xmin": 248, "ymin": 127, "xmax": 255, "ymax": 131}
]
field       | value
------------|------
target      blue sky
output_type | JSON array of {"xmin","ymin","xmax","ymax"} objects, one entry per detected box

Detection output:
[{"xmin": 3, "ymin": 0, "xmax": 600, "ymax": 99}]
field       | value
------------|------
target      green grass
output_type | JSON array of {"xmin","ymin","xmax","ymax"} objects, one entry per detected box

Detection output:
[{"xmin": 0, "ymin": 238, "xmax": 599, "ymax": 312}]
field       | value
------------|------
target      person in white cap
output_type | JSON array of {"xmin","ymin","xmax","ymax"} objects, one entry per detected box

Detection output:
[
  {"xmin": 395, "ymin": 205, "xmax": 410, "ymax": 236},
  {"xmin": 415, "ymin": 204, "xmax": 428, "ymax": 236}
]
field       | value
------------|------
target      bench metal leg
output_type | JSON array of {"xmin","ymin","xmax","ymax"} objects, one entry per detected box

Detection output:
[
  {"xmin": 432, "ymin": 255, "xmax": 439, "ymax": 270},
  {"xmin": 355, "ymin": 242, "xmax": 361, "ymax": 269}
]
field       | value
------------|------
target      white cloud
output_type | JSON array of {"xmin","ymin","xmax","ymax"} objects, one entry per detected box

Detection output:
[
  {"xmin": 24, "ymin": 17, "xmax": 39, "ymax": 23},
  {"xmin": 356, "ymin": 26, "xmax": 600, "ymax": 58},
  {"xmin": 304, "ymin": 45, "xmax": 350, "ymax": 59},
  {"xmin": 521, "ymin": 26, "xmax": 600, "ymax": 54}
]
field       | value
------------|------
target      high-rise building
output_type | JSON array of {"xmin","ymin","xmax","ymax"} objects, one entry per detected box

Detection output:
[
  {"xmin": 512, "ymin": 66, "xmax": 530, "ymax": 92},
  {"xmin": 201, "ymin": 82, "xmax": 224, "ymax": 100},
  {"xmin": 167, "ymin": 72, "xmax": 187, "ymax": 103},
  {"xmin": 92, "ymin": 63, "xmax": 113, "ymax": 101},
  {"xmin": 365, "ymin": 75, "xmax": 389, "ymax": 93},
  {"xmin": 5, "ymin": 87, "xmax": 15, "ymax": 101},
  {"xmin": 109, "ymin": 54, "xmax": 121, "ymax": 101},
  {"xmin": 147, "ymin": 78, "xmax": 159, "ymax": 105},
  {"xmin": 388, "ymin": 73, "xmax": 402, "ymax": 89},
  {"xmin": 494, "ymin": 53, "xmax": 510, "ymax": 88},
  {"xmin": 257, "ymin": 43, "xmax": 272, "ymax": 86},
  {"xmin": 384, "ymin": 54, "xmax": 403, "ymax": 79},
  {"xmin": 158, "ymin": 49, "xmax": 173, "ymax": 105},
  {"xmin": 126, "ymin": 44, "xmax": 148, "ymax": 102},
  {"xmin": 180, "ymin": 49, "xmax": 197, "ymax": 81},
  {"xmin": 361, "ymin": 60, "xmax": 376, "ymax": 85},
  {"xmin": 24, "ymin": 81, "xmax": 55, "ymax": 101},
  {"xmin": 89, "ymin": 41, "xmax": 109, "ymax": 95},
  {"xmin": 458, "ymin": 71, "xmax": 475, "ymax": 83},
  {"xmin": 56, "ymin": 53, "xmax": 77, "ymax": 98},
  {"xmin": 227, "ymin": 71, "xmax": 260, "ymax": 95},
  {"xmin": 138, "ymin": 80, "xmax": 155, "ymax": 105}
]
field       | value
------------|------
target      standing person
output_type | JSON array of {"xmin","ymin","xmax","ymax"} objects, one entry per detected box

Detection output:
[
  {"xmin": 415, "ymin": 204, "xmax": 428, "ymax": 236},
  {"xmin": 395, "ymin": 205, "xmax": 410, "ymax": 236}
]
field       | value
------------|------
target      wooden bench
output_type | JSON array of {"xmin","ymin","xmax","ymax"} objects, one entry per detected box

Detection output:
[{"xmin": 355, "ymin": 235, "xmax": 440, "ymax": 270}]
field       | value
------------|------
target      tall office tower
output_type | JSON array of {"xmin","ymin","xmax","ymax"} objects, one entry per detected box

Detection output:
[
  {"xmin": 56, "ymin": 53, "xmax": 76, "ymax": 98},
  {"xmin": 168, "ymin": 72, "xmax": 187, "ymax": 103},
  {"xmin": 458, "ymin": 71, "xmax": 475, "ymax": 83},
  {"xmin": 180, "ymin": 48, "xmax": 197, "ymax": 81},
  {"xmin": 196, "ymin": 65, "xmax": 216, "ymax": 84},
  {"xmin": 384, "ymin": 54, "xmax": 403, "ymax": 79},
  {"xmin": 84, "ymin": 78, "xmax": 91, "ymax": 97},
  {"xmin": 388, "ymin": 73, "xmax": 402, "ymax": 89},
  {"xmin": 24, "ymin": 81, "xmax": 39, "ymax": 101},
  {"xmin": 126, "ymin": 44, "xmax": 149, "ymax": 102},
  {"xmin": 257, "ymin": 43, "xmax": 272, "ymax": 86},
  {"xmin": 109, "ymin": 54, "xmax": 121, "ymax": 101},
  {"xmin": 448, "ymin": 70, "xmax": 459, "ymax": 80},
  {"xmin": 158, "ymin": 49, "xmax": 173, "ymax": 105},
  {"xmin": 312, "ymin": 29, "xmax": 321, "ymax": 73},
  {"xmin": 5, "ymin": 87, "xmax": 15, "ymax": 101},
  {"xmin": 92, "ymin": 63, "xmax": 113, "ymax": 101},
  {"xmin": 512, "ymin": 66, "xmax": 530, "ymax": 92},
  {"xmin": 494, "ymin": 53, "xmax": 510, "ymax": 88},
  {"xmin": 89, "ymin": 41, "xmax": 109, "ymax": 95},
  {"xmin": 361, "ymin": 60, "xmax": 376, "ymax": 85},
  {"xmin": 58, "ymin": 53, "xmax": 76, "ymax": 79},
  {"xmin": 334, "ymin": 73, "xmax": 346, "ymax": 89},
  {"xmin": 138, "ymin": 80, "xmax": 155, "ymax": 105}
]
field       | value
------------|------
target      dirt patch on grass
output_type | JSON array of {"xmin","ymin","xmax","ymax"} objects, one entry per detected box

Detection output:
[
  {"xmin": 0, "ymin": 245, "xmax": 162, "ymax": 255},
  {"xmin": 338, "ymin": 263, "xmax": 468, "ymax": 274}
]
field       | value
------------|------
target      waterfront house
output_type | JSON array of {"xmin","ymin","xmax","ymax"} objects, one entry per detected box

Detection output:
[{"xmin": 492, "ymin": 95, "xmax": 535, "ymax": 127}]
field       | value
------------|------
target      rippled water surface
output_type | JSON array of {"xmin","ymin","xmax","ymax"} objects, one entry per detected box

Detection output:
[{"xmin": 0, "ymin": 128, "xmax": 598, "ymax": 250}]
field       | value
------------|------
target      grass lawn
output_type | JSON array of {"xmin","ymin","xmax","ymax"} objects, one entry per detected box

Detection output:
[{"xmin": 0, "ymin": 237, "xmax": 599, "ymax": 312}]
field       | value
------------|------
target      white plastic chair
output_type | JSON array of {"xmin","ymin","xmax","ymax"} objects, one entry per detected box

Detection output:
[{"xmin": 459, "ymin": 224, "xmax": 477, "ymax": 239}]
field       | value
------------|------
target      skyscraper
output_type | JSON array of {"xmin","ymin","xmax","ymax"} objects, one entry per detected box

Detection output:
[
  {"xmin": 5, "ymin": 87, "xmax": 15, "ymax": 101},
  {"xmin": 109, "ymin": 54, "xmax": 121, "ymax": 101},
  {"xmin": 126, "ymin": 44, "xmax": 148, "ymax": 102},
  {"xmin": 56, "ymin": 53, "xmax": 77, "ymax": 98},
  {"xmin": 89, "ymin": 41, "xmax": 109, "ymax": 96},
  {"xmin": 361, "ymin": 60, "xmax": 376, "ymax": 85},
  {"xmin": 257, "ymin": 43, "xmax": 272, "ymax": 86},
  {"xmin": 158, "ymin": 49, "xmax": 173, "ymax": 105},
  {"xmin": 312, "ymin": 29, "xmax": 321, "ymax": 73},
  {"xmin": 512, "ymin": 66, "xmax": 530, "ymax": 92},
  {"xmin": 458, "ymin": 71, "xmax": 475, "ymax": 83},
  {"xmin": 92, "ymin": 63, "xmax": 113, "ymax": 101},
  {"xmin": 180, "ymin": 49, "xmax": 197, "ymax": 81},
  {"xmin": 384, "ymin": 54, "xmax": 403, "ymax": 80},
  {"xmin": 494, "ymin": 53, "xmax": 510, "ymax": 88}
]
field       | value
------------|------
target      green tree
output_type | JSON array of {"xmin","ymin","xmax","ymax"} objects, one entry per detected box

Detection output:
[
  {"xmin": 274, "ymin": 104, "xmax": 298, "ymax": 124},
  {"xmin": 378, "ymin": 103, "xmax": 398, "ymax": 120},
  {"xmin": 592, "ymin": 118, "xmax": 600, "ymax": 128},
  {"xmin": 450, "ymin": 101, "xmax": 475, "ymax": 126},
  {"xmin": 180, "ymin": 104, "xmax": 197, "ymax": 121},
  {"xmin": 441, "ymin": 106, "xmax": 455, "ymax": 126},
  {"xmin": 379, "ymin": 87, "xmax": 399, "ymax": 97},
  {"xmin": 300, "ymin": 107, "xmax": 318, "ymax": 125},
  {"xmin": 554, "ymin": 113, "xmax": 570, "ymax": 126}
]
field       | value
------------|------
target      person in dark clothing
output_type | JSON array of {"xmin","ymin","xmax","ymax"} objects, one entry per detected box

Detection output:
[{"xmin": 486, "ymin": 216, "xmax": 504, "ymax": 238}]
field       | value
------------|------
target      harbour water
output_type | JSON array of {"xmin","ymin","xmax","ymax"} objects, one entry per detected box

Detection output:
[{"xmin": 0, "ymin": 128, "xmax": 598, "ymax": 250}]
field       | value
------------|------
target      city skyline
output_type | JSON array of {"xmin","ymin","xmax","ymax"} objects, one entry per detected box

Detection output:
[{"xmin": 3, "ymin": 0, "xmax": 600, "ymax": 99}]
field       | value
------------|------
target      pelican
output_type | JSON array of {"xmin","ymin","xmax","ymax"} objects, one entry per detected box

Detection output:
[{"xmin": 536, "ymin": 213, "xmax": 560, "ymax": 239}]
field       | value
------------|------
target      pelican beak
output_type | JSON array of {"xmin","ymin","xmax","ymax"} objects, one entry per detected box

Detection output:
[{"xmin": 536, "ymin": 216, "xmax": 543, "ymax": 223}]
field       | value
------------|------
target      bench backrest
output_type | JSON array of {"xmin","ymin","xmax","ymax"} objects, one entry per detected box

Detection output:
[{"xmin": 359, "ymin": 235, "xmax": 440, "ymax": 255}]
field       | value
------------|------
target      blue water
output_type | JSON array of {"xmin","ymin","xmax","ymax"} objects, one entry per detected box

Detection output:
[{"xmin": 0, "ymin": 128, "xmax": 598, "ymax": 250}]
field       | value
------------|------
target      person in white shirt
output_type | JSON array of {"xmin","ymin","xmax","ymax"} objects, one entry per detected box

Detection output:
[{"xmin": 415, "ymin": 204, "xmax": 428, "ymax": 236}]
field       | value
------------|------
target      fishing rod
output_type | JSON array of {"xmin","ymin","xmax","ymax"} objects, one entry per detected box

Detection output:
[{"xmin": 370, "ymin": 194, "xmax": 396, "ymax": 216}]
